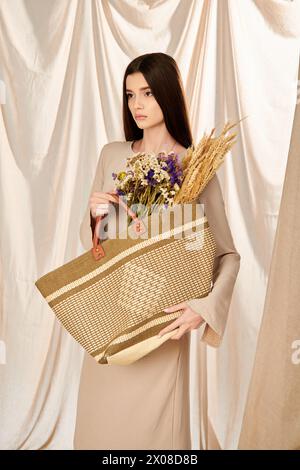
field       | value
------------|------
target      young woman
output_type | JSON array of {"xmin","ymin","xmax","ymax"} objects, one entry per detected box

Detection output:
[{"xmin": 74, "ymin": 52, "xmax": 241, "ymax": 450}]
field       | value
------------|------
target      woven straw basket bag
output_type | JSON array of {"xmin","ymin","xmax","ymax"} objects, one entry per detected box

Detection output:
[{"xmin": 35, "ymin": 195, "xmax": 217, "ymax": 366}]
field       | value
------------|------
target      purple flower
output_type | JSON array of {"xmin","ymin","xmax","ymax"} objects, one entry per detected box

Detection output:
[
  {"xmin": 147, "ymin": 169, "xmax": 155, "ymax": 179},
  {"xmin": 146, "ymin": 169, "xmax": 158, "ymax": 186},
  {"xmin": 116, "ymin": 188, "xmax": 125, "ymax": 195}
]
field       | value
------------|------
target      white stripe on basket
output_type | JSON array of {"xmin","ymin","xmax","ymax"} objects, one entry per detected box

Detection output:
[{"xmin": 46, "ymin": 216, "xmax": 207, "ymax": 302}]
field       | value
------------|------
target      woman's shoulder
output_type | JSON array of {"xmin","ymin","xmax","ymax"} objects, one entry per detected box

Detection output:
[
  {"xmin": 176, "ymin": 143, "xmax": 188, "ymax": 155},
  {"xmin": 102, "ymin": 140, "xmax": 131, "ymax": 154},
  {"xmin": 99, "ymin": 141, "xmax": 131, "ymax": 167},
  {"xmin": 198, "ymin": 173, "xmax": 223, "ymax": 205}
]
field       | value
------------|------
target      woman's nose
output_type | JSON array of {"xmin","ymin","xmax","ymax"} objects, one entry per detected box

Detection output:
[{"xmin": 133, "ymin": 97, "xmax": 144, "ymax": 109}]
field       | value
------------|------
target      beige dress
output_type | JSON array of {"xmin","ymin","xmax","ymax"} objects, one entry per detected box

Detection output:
[{"xmin": 74, "ymin": 140, "xmax": 241, "ymax": 450}]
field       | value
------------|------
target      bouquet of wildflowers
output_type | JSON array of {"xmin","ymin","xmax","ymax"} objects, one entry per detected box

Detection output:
[
  {"xmin": 112, "ymin": 120, "xmax": 241, "ymax": 226},
  {"xmin": 112, "ymin": 150, "xmax": 184, "ymax": 224}
]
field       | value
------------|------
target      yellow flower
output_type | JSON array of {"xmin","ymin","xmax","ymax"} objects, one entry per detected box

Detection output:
[{"xmin": 118, "ymin": 171, "xmax": 127, "ymax": 181}]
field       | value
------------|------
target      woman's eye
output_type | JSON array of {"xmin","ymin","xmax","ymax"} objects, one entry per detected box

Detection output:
[{"xmin": 126, "ymin": 91, "xmax": 152, "ymax": 99}]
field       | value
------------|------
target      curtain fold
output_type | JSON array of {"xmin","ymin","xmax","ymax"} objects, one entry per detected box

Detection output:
[
  {"xmin": 238, "ymin": 56, "xmax": 300, "ymax": 451},
  {"xmin": 254, "ymin": 0, "xmax": 300, "ymax": 38}
]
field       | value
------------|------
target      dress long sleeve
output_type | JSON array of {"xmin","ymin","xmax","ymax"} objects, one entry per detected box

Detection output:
[
  {"xmin": 79, "ymin": 144, "xmax": 108, "ymax": 251},
  {"xmin": 185, "ymin": 173, "xmax": 241, "ymax": 348}
]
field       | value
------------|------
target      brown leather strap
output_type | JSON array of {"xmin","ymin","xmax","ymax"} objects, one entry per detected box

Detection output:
[
  {"xmin": 90, "ymin": 210, "xmax": 96, "ymax": 239},
  {"xmin": 91, "ymin": 193, "xmax": 146, "ymax": 261}
]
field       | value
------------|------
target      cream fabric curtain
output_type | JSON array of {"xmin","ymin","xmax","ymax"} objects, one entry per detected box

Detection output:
[
  {"xmin": 0, "ymin": 0, "xmax": 299, "ymax": 449},
  {"xmin": 238, "ymin": 55, "xmax": 300, "ymax": 450}
]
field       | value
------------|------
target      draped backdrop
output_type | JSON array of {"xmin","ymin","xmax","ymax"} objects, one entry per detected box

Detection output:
[
  {"xmin": 238, "ymin": 54, "xmax": 300, "ymax": 451},
  {"xmin": 0, "ymin": 0, "xmax": 300, "ymax": 450}
]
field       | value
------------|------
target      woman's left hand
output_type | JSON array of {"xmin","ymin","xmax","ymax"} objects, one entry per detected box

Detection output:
[{"xmin": 158, "ymin": 301, "xmax": 205, "ymax": 340}]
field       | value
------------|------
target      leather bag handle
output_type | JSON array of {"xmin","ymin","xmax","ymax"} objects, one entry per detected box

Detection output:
[{"xmin": 92, "ymin": 192, "xmax": 146, "ymax": 260}]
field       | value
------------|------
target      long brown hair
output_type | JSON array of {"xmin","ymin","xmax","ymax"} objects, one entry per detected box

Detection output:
[{"xmin": 122, "ymin": 53, "xmax": 193, "ymax": 149}]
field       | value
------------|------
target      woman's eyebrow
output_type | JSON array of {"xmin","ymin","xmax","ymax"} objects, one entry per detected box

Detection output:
[{"xmin": 126, "ymin": 86, "xmax": 150, "ymax": 92}]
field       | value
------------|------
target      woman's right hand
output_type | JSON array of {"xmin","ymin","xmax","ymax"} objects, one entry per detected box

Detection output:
[{"xmin": 89, "ymin": 190, "xmax": 118, "ymax": 218}]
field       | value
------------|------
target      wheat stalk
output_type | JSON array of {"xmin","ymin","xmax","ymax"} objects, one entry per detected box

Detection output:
[{"xmin": 174, "ymin": 119, "xmax": 244, "ymax": 203}]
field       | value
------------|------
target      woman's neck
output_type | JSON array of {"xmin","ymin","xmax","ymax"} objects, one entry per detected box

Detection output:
[{"xmin": 133, "ymin": 136, "xmax": 177, "ymax": 154}]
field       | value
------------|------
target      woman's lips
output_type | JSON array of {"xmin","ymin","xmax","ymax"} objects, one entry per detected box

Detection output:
[{"xmin": 136, "ymin": 116, "xmax": 147, "ymax": 120}]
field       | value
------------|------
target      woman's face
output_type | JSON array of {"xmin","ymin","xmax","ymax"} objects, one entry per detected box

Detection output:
[{"xmin": 126, "ymin": 72, "xmax": 164, "ymax": 129}]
